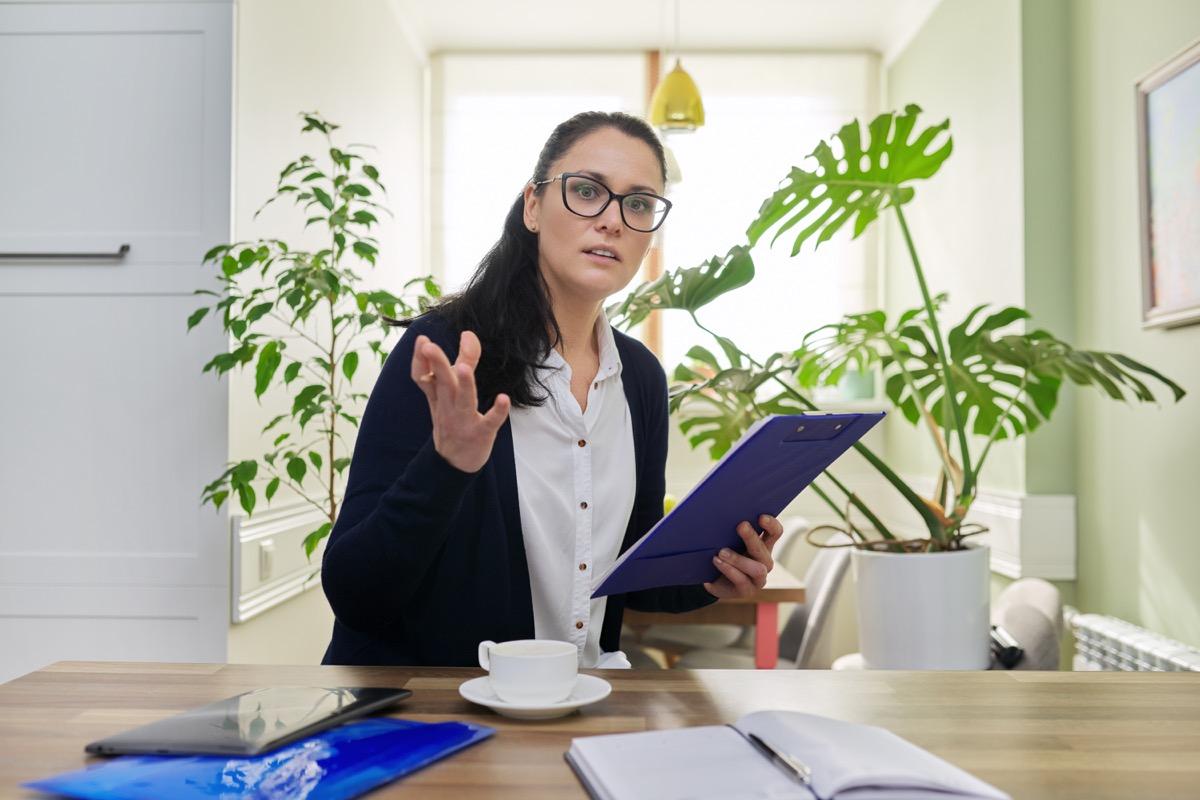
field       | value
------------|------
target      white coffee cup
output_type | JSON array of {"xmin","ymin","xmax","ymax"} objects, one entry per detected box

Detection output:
[{"xmin": 477, "ymin": 639, "xmax": 578, "ymax": 705}]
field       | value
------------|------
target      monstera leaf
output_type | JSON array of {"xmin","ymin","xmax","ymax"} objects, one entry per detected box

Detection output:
[
  {"xmin": 802, "ymin": 301, "xmax": 1185, "ymax": 444},
  {"xmin": 606, "ymin": 246, "xmax": 754, "ymax": 330},
  {"xmin": 669, "ymin": 346, "xmax": 807, "ymax": 459},
  {"xmin": 746, "ymin": 104, "xmax": 952, "ymax": 255}
]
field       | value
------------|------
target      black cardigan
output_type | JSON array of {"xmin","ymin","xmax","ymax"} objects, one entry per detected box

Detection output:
[{"xmin": 321, "ymin": 311, "xmax": 716, "ymax": 666}]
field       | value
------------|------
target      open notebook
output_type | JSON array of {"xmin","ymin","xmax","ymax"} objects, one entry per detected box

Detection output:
[{"xmin": 566, "ymin": 711, "xmax": 1009, "ymax": 800}]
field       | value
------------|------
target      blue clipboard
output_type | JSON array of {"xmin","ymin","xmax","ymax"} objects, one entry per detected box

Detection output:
[{"xmin": 592, "ymin": 412, "xmax": 884, "ymax": 598}]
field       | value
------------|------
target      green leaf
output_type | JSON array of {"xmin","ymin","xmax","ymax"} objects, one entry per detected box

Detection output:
[
  {"xmin": 342, "ymin": 351, "xmax": 359, "ymax": 382},
  {"xmin": 283, "ymin": 361, "xmax": 303, "ymax": 384},
  {"xmin": 245, "ymin": 302, "xmax": 274, "ymax": 324},
  {"xmin": 333, "ymin": 457, "xmax": 351, "ymax": 475},
  {"xmin": 210, "ymin": 489, "xmax": 229, "ymax": 510},
  {"xmin": 187, "ymin": 306, "xmax": 210, "ymax": 331},
  {"xmin": 747, "ymin": 104, "xmax": 952, "ymax": 254},
  {"xmin": 265, "ymin": 477, "xmax": 280, "ymax": 500},
  {"xmin": 262, "ymin": 413, "xmax": 288, "ymax": 433},
  {"xmin": 352, "ymin": 241, "xmax": 378, "ymax": 264},
  {"xmin": 606, "ymin": 246, "xmax": 755, "ymax": 329},
  {"xmin": 254, "ymin": 340, "xmax": 281, "ymax": 398},
  {"xmin": 311, "ymin": 186, "xmax": 334, "ymax": 211},
  {"xmin": 308, "ymin": 451, "xmax": 323, "ymax": 470},
  {"xmin": 236, "ymin": 481, "xmax": 256, "ymax": 515},
  {"xmin": 292, "ymin": 384, "xmax": 324, "ymax": 415},
  {"xmin": 203, "ymin": 244, "xmax": 231, "ymax": 262},
  {"xmin": 232, "ymin": 459, "xmax": 258, "ymax": 484},
  {"xmin": 303, "ymin": 522, "xmax": 333, "ymax": 560},
  {"xmin": 273, "ymin": 432, "xmax": 290, "ymax": 446},
  {"xmin": 286, "ymin": 456, "xmax": 307, "ymax": 483},
  {"xmin": 301, "ymin": 114, "xmax": 332, "ymax": 134}
]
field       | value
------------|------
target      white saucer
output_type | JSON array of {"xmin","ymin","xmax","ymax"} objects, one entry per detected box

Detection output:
[{"xmin": 459, "ymin": 674, "xmax": 612, "ymax": 720}]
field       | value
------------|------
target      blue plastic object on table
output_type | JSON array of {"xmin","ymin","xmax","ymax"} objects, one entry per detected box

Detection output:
[{"xmin": 23, "ymin": 718, "xmax": 493, "ymax": 800}]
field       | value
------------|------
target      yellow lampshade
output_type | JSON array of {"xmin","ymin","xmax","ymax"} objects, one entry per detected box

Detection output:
[{"xmin": 648, "ymin": 59, "xmax": 705, "ymax": 131}]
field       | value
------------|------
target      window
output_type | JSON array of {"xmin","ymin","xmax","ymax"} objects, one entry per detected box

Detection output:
[
  {"xmin": 658, "ymin": 53, "xmax": 880, "ymax": 371},
  {"xmin": 432, "ymin": 54, "xmax": 645, "ymax": 293},
  {"xmin": 432, "ymin": 52, "xmax": 880, "ymax": 377}
]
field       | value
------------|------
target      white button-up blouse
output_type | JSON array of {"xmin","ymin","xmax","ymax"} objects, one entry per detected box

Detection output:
[{"xmin": 508, "ymin": 314, "xmax": 636, "ymax": 668}]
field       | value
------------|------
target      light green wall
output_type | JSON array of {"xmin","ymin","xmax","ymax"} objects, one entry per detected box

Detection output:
[
  {"xmin": 889, "ymin": 0, "xmax": 1200, "ymax": 647},
  {"xmin": 1021, "ymin": 0, "xmax": 1078, "ymax": 496},
  {"xmin": 883, "ymin": 0, "xmax": 1027, "ymax": 498},
  {"xmin": 1069, "ymin": 0, "xmax": 1200, "ymax": 646}
]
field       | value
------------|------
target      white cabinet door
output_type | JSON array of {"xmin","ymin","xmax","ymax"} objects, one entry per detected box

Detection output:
[
  {"xmin": 0, "ymin": 1, "xmax": 233, "ymax": 293},
  {"xmin": 0, "ymin": 1, "xmax": 233, "ymax": 683}
]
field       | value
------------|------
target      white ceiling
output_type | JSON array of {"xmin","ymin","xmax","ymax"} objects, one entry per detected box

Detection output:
[{"xmin": 390, "ymin": 0, "xmax": 943, "ymax": 64}]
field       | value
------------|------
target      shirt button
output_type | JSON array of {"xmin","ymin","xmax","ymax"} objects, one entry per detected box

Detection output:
[
  {"xmin": 579, "ymin": 562, "xmax": 587, "ymax": 571},
  {"xmin": 580, "ymin": 501, "xmax": 588, "ymax": 510},
  {"xmin": 593, "ymin": 382, "xmax": 599, "ymax": 389},
  {"xmin": 575, "ymin": 621, "xmax": 584, "ymax": 630},
  {"xmin": 578, "ymin": 439, "xmax": 586, "ymax": 447}
]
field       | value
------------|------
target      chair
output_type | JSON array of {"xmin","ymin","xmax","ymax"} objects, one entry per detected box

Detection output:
[
  {"xmin": 625, "ymin": 518, "xmax": 810, "ymax": 665},
  {"xmin": 674, "ymin": 532, "xmax": 852, "ymax": 669},
  {"xmin": 991, "ymin": 577, "xmax": 1063, "ymax": 670}
]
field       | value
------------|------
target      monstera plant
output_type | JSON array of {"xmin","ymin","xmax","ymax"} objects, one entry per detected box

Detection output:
[
  {"xmin": 189, "ymin": 112, "xmax": 441, "ymax": 558},
  {"xmin": 609, "ymin": 104, "xmax": 1185, "ymax": 554}
]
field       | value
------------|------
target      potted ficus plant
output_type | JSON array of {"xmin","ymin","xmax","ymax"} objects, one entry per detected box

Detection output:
[
  {"xmin": 608, "ymin": 104, "xmax": 1185, "ymax": 669},
  {"xmin": 188, "ymin": 112, "xmax": 441, "ymax": 562}
]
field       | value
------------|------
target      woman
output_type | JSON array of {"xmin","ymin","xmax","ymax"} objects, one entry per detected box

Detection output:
[{"xmin": 321, "ymin": 111, "xmax": 782, "ymax": 668}]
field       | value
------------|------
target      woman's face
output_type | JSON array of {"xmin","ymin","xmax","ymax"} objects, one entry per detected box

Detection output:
[{"xmin": 523, "ymin": 126, "xmax": 664, "ymax": 309}]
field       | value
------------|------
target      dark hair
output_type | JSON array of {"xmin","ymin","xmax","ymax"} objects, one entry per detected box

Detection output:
[{"xmin": 392, "ymin": 110, "xmax": 668, "ymax": 408}]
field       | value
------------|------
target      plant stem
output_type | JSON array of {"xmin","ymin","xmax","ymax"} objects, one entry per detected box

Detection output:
[
  {"xmin": 892, "ymin": 203, "xmax": 975, "ymax": 499},
  {"xmin": 809, "ymin": 481, "xmax": 866, "ymax": 542},
  {"xmin": 822, "ymin": 470, "xmax": 897, "ymax": 540},
  {"xmin": 886, "ymin": 337, "xmax": 960, "ymax": 494},
  {"xmin": 973, "ymin": 374, "xmax": 1028, "ymax": 480}
]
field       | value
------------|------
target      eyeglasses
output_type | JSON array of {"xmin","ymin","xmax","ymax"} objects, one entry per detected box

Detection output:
[{"xmin": 532, "ymin": 172, "xmax": 672, "ymax": 233}]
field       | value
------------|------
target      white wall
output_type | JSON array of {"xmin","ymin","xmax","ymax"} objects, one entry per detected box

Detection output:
[{"xmin": 226, "ymin": 0, "xmax": 428, "ymax": 663}]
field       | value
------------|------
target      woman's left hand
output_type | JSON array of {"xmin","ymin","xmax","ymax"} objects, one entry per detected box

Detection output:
[{"xmin": 703, "ymin": 514, "xmax": 785, "ymax": 599}]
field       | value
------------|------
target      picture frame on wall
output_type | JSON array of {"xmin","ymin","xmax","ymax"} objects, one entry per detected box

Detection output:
[{"xmin": 1136, "ymin": 37, "xmax": 1200, "ymax": 329}]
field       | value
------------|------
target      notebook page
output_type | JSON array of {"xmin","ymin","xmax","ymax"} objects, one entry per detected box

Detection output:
[
  {"xmin": 735, "ymin": 712, "xmax": 1009, "ymax": 800},
  {"xmin": 568, "ymin": 724, "xmax": 813, "ymax": 800}
]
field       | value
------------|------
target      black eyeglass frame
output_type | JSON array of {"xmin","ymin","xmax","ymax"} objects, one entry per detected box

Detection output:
[{"xmin": 532, "ymin": 172, "xmax": 672, "ymax": 232}]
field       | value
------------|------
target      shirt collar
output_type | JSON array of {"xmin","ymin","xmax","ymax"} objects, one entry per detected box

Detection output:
[{"xmin": 540, "ymin": 313, "xmax": 624, "ymax": 383}]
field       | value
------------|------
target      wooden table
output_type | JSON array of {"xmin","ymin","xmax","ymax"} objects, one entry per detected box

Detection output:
[
  {"xmin": 4, "ymin": 662, "xmax": 1199, "ymax": 799},
  {"xmin": 624, "ymin": 565, "xmax": 806, "ymax": 668}
]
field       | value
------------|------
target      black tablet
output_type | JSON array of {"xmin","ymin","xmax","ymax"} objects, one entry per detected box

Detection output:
[{"xmin": 84, "ymin": 686, "xmax": 412, "ymax": 756}]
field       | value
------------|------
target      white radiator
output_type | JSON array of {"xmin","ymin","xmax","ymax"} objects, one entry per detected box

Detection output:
[{"xmin": 1067, "ymin": 608, "xmax": 1200, "ymax": 671}]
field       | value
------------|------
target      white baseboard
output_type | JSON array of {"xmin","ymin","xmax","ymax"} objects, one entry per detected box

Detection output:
[{"xmin": 230, "ymin": 503, "xmax": 329, "ymax": 623}]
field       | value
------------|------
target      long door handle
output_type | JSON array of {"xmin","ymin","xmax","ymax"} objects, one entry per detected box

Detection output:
[{"xmin": 0, "ymin": 244, "xmax": 130, "ymax": 260}]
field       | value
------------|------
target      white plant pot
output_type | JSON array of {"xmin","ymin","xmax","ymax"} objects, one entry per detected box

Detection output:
[{"xmin": 852, "ymin": 544, "xmax": 991, "ymax": 670}]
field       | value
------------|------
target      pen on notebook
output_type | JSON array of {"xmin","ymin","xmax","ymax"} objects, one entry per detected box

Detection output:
[{"xmin": 746, "ymin": 731, "xmax": 816, "ymax": 791}]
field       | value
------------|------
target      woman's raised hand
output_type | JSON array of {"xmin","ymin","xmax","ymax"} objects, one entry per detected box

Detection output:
[{"xmin": 410, "ymin": 331, "xmax": 511, "ymax": 473}]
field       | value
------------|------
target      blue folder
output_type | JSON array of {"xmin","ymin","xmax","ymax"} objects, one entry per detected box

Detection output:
[
  {"xmin": 24, "ymin": 718, "xmax": 493, "ymax": 800},
  {"xmin": 592, "ymin": 412, "xmax": 884, "ymax": 598}
]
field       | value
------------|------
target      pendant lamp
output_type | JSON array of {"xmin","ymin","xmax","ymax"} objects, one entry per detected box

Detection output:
[{"xmin": 648, "ymin": 0, "xmax": 704, "ymax": 131}]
